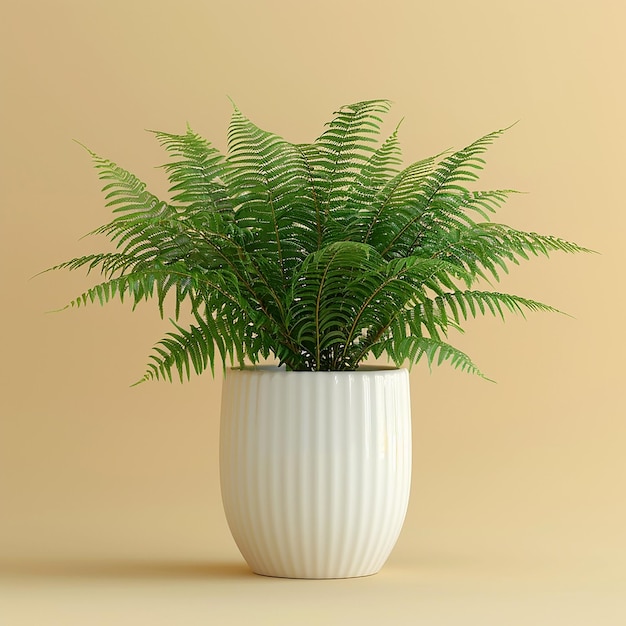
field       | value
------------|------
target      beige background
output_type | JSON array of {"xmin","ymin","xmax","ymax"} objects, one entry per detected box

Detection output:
[{"xmin": 1, "ymin": 1, "xmax": 624, "ymax": 624}]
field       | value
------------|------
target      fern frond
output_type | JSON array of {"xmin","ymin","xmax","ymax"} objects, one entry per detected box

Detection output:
[
  {"xmin": 61, "ymin": 271, "xmax": 175, "ymax": 311},
  {"xmin": 312, "ymin": 99, "xmax": 393, "ymax": 217},
  {"xmin": 57, "ymin": 258, "xmax": 248, "ymax": 327},
  {"xmin": 294, "ymin": 143, "xmax": 326, "ymax": 249},
  {"xmin": 137, "ymin": 318, "xmax": 216, "ymax": 384},
  {"xmin": 477, "ymin": 223, "xmax": 596, "ymax": 257},
  {"xmin": 151, "ymin": 127, "xmax": 233, "ymax": 229},
  {"xmin": 464, "ymin": 189, "xmax": 519, "ymax": 220},
  {"xmin": 42, "ymin": 253, "xmax": 136, "ymax": 279},
  {"xmin": 341, "ymin": 125, "xmax": 404, "ymax": 240},
  {"xmin": 137, "ymin": 296, "xmax": 268, "ymax": 385},
  {"xmin": 376, "ymin": 127, "xmax": 510, "ymax": 258},
  {"xmin": 428, "ymin": 222, "xmax": 594, "ymax": 281},
  {"xmin": 436, "ymin": 290, "xmax": 563, "ymax": 323},
  {"xmin": 287, "ymin": 241, "xmax": 382, "ymax": 370},
  {"xmin": 382, "ymin": 335, "xmax": 490, "ymax": 379},
  {"xmin": 345, "ymin": 256, "xmax": 474, "ymax": 366},
  {"xmin": 361, "ymin": 155, "xmax": 438, "ymax": 249},
  {"xmin": 80, "ymin": 147, "xmax": 170, "ymax": 216},
  {"xmin": 83, "ymin": 152, "xmax": 184, "ymax": 263},
  {"xmin": 225, "ymin": 105, "xmax": 320, "ymax": 286}
]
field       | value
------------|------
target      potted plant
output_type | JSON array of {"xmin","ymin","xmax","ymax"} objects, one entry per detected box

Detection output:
[{"xmin": 47, "ymin": 99, "xmax": 589, "ymax": 579}]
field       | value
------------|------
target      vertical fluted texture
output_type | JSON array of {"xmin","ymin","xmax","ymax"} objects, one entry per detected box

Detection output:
[{"xmin": 219, "ymin": 367, "xmax": 412, "ymax": 579}]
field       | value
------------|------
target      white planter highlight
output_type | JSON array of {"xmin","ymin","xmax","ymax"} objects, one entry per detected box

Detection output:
[{"xmin": 219, "ymin": 366, "xmax": 412, "ymax": 579}]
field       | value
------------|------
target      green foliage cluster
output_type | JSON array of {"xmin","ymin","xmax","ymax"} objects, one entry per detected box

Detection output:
[{"xmin": 48, "ymin": 100, "xmax": 590, "ymax": 382}]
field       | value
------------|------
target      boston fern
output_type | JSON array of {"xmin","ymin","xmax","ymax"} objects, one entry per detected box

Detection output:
[{"xmin": 48, "ymin": 100, "xmax": 589, "ymax": 382}]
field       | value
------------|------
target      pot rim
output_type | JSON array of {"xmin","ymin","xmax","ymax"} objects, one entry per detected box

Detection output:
[{"xmin": 226, "ymin": 364, "xmax": 405, "ymax": 374}]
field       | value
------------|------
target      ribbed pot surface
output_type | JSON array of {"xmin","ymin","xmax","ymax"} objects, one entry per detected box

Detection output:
[{"xmin": 219, "ymin": 366, "xmax": 412, "ymax": 579}]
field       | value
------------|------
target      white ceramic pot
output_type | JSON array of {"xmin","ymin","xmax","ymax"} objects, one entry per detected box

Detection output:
[{"xmin": 219, "ymin": 366, "xmax": 412, "ymax": 579}]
